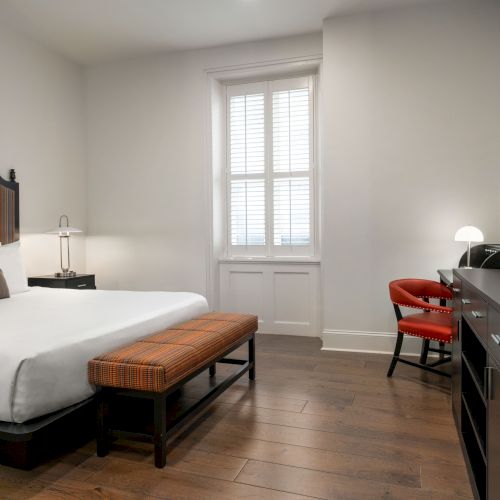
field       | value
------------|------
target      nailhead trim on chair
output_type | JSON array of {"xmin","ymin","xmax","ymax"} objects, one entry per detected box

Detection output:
[
  {"xmin": 392, "ymin": 301, "xmax": 452, "ymax": 314},
  {"xmin": 398, "ymin": 328, "xmax": 452, "ymax": 343}
]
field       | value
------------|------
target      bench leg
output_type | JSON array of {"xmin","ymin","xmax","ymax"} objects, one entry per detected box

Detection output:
[
  {"xmin": 96, "ymin": 392, "xmax": 109, "ymax": 458},
  {"xmin": 209, "ymin": 364, "xmax": 216, "ymax": 377},
  {"xmin": 154, "ymin": 394, "xmax": 167, "ymax": 468},
  {"xmin": 249, "ymin": 334, "xmax": 256, "ymax": 380}
]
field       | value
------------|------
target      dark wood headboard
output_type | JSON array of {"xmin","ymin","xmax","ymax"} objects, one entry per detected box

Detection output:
[{"xmin": 0, "ymin": 169, "xmax": 19, "ymax": 244}]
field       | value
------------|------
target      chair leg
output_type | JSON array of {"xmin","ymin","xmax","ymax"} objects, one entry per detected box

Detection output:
[
  {"xmin": 387, "ymin": 332, "xmax": 404, "ymax": 377},
  {"xmin": 420, "ymin": 339, "xmax": 430, "ymax": 365},
  {"xmin": 439, "ymin": 341, "xmax": 445, "ymax": 360}
]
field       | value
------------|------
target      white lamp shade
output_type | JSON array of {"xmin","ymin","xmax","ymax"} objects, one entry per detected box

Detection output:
[{"xmin": 454, "ymin": 226, "xmax": 484, "ymax": 243}]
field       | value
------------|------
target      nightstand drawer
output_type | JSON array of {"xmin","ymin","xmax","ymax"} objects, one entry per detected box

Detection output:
[{"xmin": 68, "ymin": 276, "xmax": 95, "ymax": 289}]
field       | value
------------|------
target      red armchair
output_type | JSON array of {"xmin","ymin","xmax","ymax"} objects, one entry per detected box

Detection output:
[{"xmin": 387, "ymin": 279, "xmax": 452, "ymax": 377}]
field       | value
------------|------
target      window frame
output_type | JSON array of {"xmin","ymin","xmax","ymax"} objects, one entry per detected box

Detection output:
[{"xmin": 225, "ymin": 74, "xmax": 317, "ymax": 258}]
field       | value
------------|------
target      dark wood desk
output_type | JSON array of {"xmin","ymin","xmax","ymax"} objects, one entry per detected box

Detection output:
[
  {"xmin": 452, "ymin": 268, "xmax": 500, "ymax": 499},
  {"xmin": 438, "ymin": 269, "xmax": 453, "ymax": 288}
]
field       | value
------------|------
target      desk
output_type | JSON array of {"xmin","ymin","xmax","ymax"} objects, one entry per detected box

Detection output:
[
  {"xmin": 438, "ymin": 269, "xmax": 453, "ymax": 288},
  {"xmin": 451, "ymin": 268, "xmax": 500, "ymax": 499}
]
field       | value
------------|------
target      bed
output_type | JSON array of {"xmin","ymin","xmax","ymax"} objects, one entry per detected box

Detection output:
[
  {"xmin": 1, "ymin": 287, "xmax": 208, "ymax": 423},
  {"xmin": 0, "ymin": 170, "xmax": 208, "ymax": 467}
]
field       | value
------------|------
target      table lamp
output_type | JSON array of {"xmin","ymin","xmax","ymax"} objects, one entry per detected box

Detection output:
[
  {"xmin": 454, "ymin": 225, "xmax": 484, "ymax": 268},
  {"xmin": 47, "ymin": 215, "xmax": 82, "ymax": 277}
]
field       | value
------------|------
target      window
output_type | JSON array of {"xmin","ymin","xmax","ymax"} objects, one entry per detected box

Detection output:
[{"xmin": 226, "ymin": 75, "xmax": 315, "ymax": 257}]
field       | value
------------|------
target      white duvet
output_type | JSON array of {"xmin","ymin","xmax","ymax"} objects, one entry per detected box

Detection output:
[{"xmin": 0, "ymin": 287, "xmax": 208, "ymax": 423}]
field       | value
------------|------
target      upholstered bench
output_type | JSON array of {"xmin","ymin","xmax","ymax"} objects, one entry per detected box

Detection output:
[{"xmin": 88, "ymin": 312, "xmax": 257, "ymax": 468}]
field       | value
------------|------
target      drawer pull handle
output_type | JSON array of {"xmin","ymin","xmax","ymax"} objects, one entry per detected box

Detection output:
[
  {"xmin": 462, "ymin": 298, "xmax": 471, "ymax": 305},
  {"xmin": 77, "ymin": 284, "xmax": 87, "ymax": 288},
  {"xmin": 492, "ymin": 334, "xmax": 500, "ymax": 345},
  {"xmin": 472, "ymin": 310, "xmax": 485, "ymax": 319}
]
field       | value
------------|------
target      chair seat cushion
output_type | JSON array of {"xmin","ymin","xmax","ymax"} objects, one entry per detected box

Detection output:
[
  {"xmin": 88, "ymin": 312, "xmax": 258, "ymax": 392},
  {"xmin": 398, "ymin": 312, "xmax": 452, "ymax": 343}
]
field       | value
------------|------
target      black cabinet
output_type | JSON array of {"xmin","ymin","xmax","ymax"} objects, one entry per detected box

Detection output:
[
  {"xmin": 453, "ymin": 269, "xmax": 500, "ymax": 500},
  {"xmin": 452, "ymin": 275, "xmax": 463, "ymax": 428},
  {"xmin": 28, "ymin": 274, "xmax": 96, "ymax": 290},
  {"xmin": 488, "ymin": 357, "xmax": 500, "ymax": 500}
]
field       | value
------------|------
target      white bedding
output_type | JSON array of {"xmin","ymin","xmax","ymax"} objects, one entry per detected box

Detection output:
[{"xmin": 0, "ymin": 287, "xmax": 208, "ymax": 423}]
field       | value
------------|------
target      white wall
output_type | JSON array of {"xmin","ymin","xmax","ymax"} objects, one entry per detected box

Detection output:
[
  {"xmin": 85, "ymin": 33, "xmax": 322, "ymax": 293},
  {"xmin": 4, "ymin": 0, "xmax": 499, "ymax": 350},
  {"xmin": 321, "ymin": 0, "xmax": 500, "ymax": 350},
  {"xmin": 0, "ymin": 21, "xmax": 87, "ymax": 275}
]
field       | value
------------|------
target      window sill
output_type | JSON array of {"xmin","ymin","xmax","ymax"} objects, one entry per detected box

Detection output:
[{"xmin": 219, "ymin": 257, "xmax": 320, "ymax": 265}]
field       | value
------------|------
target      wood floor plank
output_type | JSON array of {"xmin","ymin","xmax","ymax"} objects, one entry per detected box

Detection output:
[
  {"xmin": 352, "ymin": 392, "xmax": 452, "ymax": 413},
  {"xmin": 217, "ymin": 380, "xmax": 356, "ymax": 407},
  {"xmin": 303, "ymin": 399, "xmax": 452, "ymax": 426},
  {"xmin": 301, "ymin": 402, "xmax": 458, "ymax": 442},
  {"xmin": 192, "ymin": 399, "xmax": 458, "ymax": 449},
  {"xmin": 420, "ymin": 462, "xmax": 474, "ymax": 499},
  {"xmin": 235, "ymin": 460, "xmax": 470, "ymax": 500},
  {"xmin": 162, "ymin": 446, "xmax": 248, "ymax": 481},
  {"xmin": 90, "ymin": 459, "xmax": 317, "ymax": 500},
  {"xmin": 215, "ymin": 390, "xmax": 308, "ymax": 413},
  {"xmin": 246, "ymin": 372, "xmax": 450, "ymax": 402},
  {"xmin": 30, "ymin": 478, "xmax": 155, "ymax": 499},
  {"xmin": 175, "ymin": 429, "xmax": 421, "ymax": 488},
  {"xmin": 203, "ymin": 400, "xmax": 458, "ymax": 445},
  {"xmin": 191, "ymin": 417, "xmax": 465, "ymax": 465}
]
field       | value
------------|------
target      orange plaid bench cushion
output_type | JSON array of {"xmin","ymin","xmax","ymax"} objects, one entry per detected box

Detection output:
[{"xmin": 88, "ymin": 312, "xmax": 257, "ymax": 393}]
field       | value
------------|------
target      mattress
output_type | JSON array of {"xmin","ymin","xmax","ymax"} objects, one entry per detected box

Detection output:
[{"xmin": 0, "ymin": 287, "xmax": 208, "ymax": 423}]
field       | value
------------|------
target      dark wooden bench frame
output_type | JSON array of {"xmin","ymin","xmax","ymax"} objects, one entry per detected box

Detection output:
[{"xmin": 96, "ymin": 332, "xmax": 256, "ymax": 468}]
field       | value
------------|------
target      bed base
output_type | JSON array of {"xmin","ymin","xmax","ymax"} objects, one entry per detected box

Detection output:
[
  {"xmin": 0, "ymin": 336, "xmax": 255, "ymax": 470},
  {"xmin": 0, "ymin": 398, "xmax": 95, "ymax": 469}
]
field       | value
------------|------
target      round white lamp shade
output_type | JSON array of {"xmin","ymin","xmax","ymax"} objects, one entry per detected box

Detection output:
[{"xmin": 454, "ymin": 226, "xmax": 484, "ymax": 243}]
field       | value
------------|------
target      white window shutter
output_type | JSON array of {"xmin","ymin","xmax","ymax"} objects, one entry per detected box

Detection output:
[
  {"xmin": 272, "ymin": 88, "xmax": 310, "ymax": 173},
  {"xmin": 230, "ymin": 93, "xmax": 265, "ymax": 175},
  {"xmin": 230, "ymin": 179, "xmax": 265, "ymax": 246},
  {"xmin": 229, "ymin": 90, "xmax": 266, "ymax": 247},
  {"xmin": 226, "ymin": 76, "xmax": 314, "ymax": 256},
  {"xmin": 273, "ymin": 177, "xmax": 310, "ymax": 246}
]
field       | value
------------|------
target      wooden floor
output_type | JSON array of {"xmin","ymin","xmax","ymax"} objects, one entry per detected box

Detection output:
[{"xmin": 0, "ymin": 334, "xmax": 472, "ymax": 499}]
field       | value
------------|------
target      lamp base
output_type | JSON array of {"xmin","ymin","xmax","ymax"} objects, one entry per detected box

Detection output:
[{"xmin": 55, "ymin": 271, "xmax": 77, "ymax": 277}]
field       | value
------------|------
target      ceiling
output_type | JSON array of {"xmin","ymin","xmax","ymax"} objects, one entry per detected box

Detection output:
[{"xmin": 0, "ymin": 0, "xmax": 436, "ymax": 64}]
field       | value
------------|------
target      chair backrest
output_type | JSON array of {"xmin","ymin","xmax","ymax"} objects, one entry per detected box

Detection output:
[{"xmin": 389, "ymin": 279, "xmax": 452, "ymax": 314}]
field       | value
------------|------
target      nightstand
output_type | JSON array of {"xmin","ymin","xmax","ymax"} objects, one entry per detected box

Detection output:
[{"xmin": 28, "ymin": 274, "xmax": 96, "ymax": 290}]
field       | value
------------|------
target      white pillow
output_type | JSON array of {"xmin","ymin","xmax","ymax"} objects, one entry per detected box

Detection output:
[{"xmin": 0, "ymin": 241, "xmax": 28, "ymax": 294}]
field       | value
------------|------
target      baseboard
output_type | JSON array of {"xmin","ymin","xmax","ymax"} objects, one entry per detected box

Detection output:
[{"xmin": 321, "ymin": 329, "xmax": 438, "ymax": 356}]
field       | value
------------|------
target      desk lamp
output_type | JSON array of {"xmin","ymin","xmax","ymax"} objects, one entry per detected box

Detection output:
[
  {"xmin": 47, "ymin": 215, "xmax": 82, "ymax": 277},
  {"xmin": 454, "ymin": 226, "xmax": 484, "ymax": 268}
]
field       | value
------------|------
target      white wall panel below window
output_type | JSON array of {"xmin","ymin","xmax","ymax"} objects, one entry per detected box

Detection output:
[{"xmin": 219, "ymin": 261, "xmax": 320, "ymax": 336}]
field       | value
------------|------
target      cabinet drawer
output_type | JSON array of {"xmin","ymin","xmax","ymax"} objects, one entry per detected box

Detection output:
[
  {"xmin": 462, "ymin": 285, "xmax": 488, "ymax": 344},
  {"xmin": 489, "ymin": 306, "xmax": 500, "ymax": 365},
  {"xmin": 66, "ymin": 276, "xmax": 95, "ymax": 290}
]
